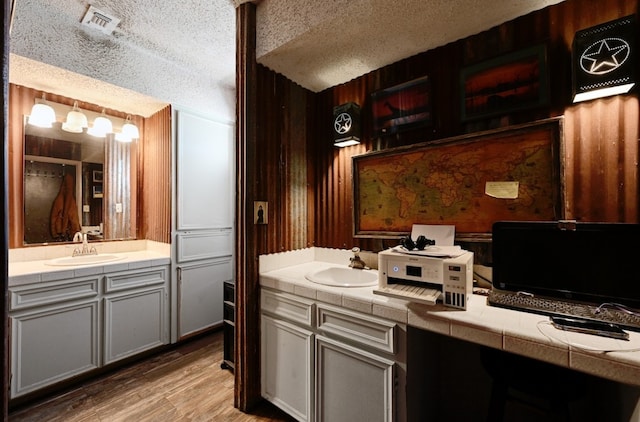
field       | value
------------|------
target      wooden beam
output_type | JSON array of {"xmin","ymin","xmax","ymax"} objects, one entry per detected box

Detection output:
[{"xmin": 234, "ymin": 1, "xmax": 262, "ymax": 412}]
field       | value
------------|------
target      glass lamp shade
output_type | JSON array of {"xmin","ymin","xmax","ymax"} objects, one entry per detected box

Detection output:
[
  {"xmin": 62, "ymin": 111, "xmax": 89, "ymax": 133},
  {"xmin": 28, "ymin": 103, "xmax": 56, "ymax": 128},
  {"xmin": 115, "ymin": 117, "xmax": 140, "ymax": 142},
  {"xmin": 88, "ymin": 115, "xmax": 113, "ymax": 137},
  {"xmin": 122, "ymin": 121, "xmax": 140, "ymax": 139},
  {"xmin": 62, "ymin": 102, "xmax": 89, "ymax": 133}
]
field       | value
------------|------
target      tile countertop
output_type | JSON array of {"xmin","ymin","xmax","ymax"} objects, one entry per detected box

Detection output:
[
  {"xmin": 259, "ymin": 247, "xmax": 640, "ymax": 388},
  {"xmin": 9, "ymin": 240, "xmax": 171, "ymax": 287}
]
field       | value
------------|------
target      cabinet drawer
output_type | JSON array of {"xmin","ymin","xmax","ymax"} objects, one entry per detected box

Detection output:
[
  {"xmin": 104, "ymin": 266, "xmax": 168, "ymax": 293},
  {"xmin": 261, "ymin": 289, "xmax": 314, "ymax": 328},
  {"xmin": 10, "ymin": 277, "xmax": 100, "ymax": 311},
  {"xmin": 317, "ymin": 303, "xmax": 397, "ymax": 354}
]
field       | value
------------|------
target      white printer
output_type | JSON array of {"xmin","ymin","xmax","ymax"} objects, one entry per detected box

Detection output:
[
  {"xmin": 374, "ymin": 248, "xmax": 474, "ymax": 309},
  {"xmin": 373, "ymin": 225, "xmax": 474, "ymax": 309}
]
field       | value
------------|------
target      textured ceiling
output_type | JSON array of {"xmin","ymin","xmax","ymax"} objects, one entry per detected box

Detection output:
[
  {"xmin": 256, "ymin": 0, "xmax": 566, "ymax": 92},
  {"xmin": 9, "ymin": 0, "xmax": 565, "ymax": 119}
]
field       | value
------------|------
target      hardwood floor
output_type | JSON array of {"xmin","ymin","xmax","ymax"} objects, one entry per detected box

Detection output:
[{"xmin": 8, "ymin": 330, "xmax": 295, "ymax": 422}]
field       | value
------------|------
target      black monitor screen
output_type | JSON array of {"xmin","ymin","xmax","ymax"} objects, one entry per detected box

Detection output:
[{"xmin": 491, "ymin": 221, "xmax": 640, "ymax": 309}]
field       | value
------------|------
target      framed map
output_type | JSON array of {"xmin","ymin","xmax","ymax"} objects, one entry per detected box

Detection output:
[{"xmin": 352, "ymin": 118, "xmax": 564, "ymax": 239}]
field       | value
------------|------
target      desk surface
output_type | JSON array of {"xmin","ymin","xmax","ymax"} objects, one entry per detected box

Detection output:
[{"xmin": 259, "ymin": 249, "xmax": 640, "ymax": 388}]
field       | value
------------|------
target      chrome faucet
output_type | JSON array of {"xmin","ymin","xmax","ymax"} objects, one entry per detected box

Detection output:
[
  {"xmin": 349, "ymin": 247, "xmax": 367, "ymax": 270},
  {"xmin": 72, "ymin": 232, "xmax": 97, "ymax": 257}
]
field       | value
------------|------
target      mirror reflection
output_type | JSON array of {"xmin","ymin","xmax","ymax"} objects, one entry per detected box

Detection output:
[{"xmin": 23, "ymin": 118, "xmax": 132, "ymax": 245}]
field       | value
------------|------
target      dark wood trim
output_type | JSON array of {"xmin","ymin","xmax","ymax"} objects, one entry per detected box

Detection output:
[
  {"xmin": 234, "ymin": 2, "xmax": 261, "ymax": 412},
  {"xmin": 2, "ymin": 0, "xmax": 11, "ymax": 418}
]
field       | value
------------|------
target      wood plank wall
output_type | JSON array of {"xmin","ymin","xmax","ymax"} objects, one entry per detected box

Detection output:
[
  {"xmin": 7, "ymin": 84, "xmax": 170, "ymax": 247},
  {"xmin": 138, "ymin": 106, "xmax": 172, "ymax": 244},
  {"xmin": 253, "ymin": 0, "xmax": 638, "ymax": 256}
]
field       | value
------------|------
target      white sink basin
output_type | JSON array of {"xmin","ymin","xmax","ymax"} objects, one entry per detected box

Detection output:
[
  {"xmin": 46, "ymin": 254, "xmax": 125, "ymax": 266},
  {"xmin": 305, "ymin": 266, "xmax": 378, "ymax": 287}
]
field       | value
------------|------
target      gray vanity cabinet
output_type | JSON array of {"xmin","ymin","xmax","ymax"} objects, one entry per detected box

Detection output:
[
  {"xmin": 9, "ymin": 277, "xmax": 101, "ymax": 398},
  {"xmin": 177, "ymin": 258, "xmax": 230, "ymax": 338},
  {"xmin": 103, "ymin": 266, "xmax": 170, "ymax": 365},
  {"xmin": 9, "ymin": 263, "xmax": 170, "ymax": 399},
  {"xmin": 172, "ymin": 108, "xmax": 234, "ymax": 342}
]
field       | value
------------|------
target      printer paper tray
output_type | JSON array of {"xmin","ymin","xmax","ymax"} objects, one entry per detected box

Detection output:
[{"xmin": 373, "ymin": 284, "xmax": 441, "ymax": 305}]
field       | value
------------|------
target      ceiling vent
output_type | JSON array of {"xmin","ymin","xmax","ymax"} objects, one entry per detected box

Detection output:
[{"xmin": 81, "ymin": 5, "xmax": 121, "ymax": 35}]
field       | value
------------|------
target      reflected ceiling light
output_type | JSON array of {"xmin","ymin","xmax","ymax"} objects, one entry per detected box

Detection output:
[
  {"xmin": 87, "ymin": 109, "xmax": 113, "ymax": 137},
  {"xmin": 115, "ymin": 115, "xmax": 140, "ymax": 142},
  {"xmin": 27, "ymin": 94, "xmax": 56, "ymax": 128},
  {"xmin": 61, "ymin": 101, "xmax": 89, "ymax": 133}
]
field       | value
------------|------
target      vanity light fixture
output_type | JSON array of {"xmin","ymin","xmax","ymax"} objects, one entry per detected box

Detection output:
[
  {"xmin": 27, "ymin": 94, "xmax": 56, "ymax": 128},
  {"xmin": 87, "ymin": 109, "xmax": 113, "ymax": 137},
  {"xmin": 61, "ymin": 101, "xmax": 89, "ymax": 133},
  {"xmin": 115, "ymin": 115, "xmax": 140, "ymax": 142}
]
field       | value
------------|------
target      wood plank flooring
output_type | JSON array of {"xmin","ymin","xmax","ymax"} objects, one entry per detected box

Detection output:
[{"xmin": 8, "ymin": 330, "xmax": 295, "ymax": 422}]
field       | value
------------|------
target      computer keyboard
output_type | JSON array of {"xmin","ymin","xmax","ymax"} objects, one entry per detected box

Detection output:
[{"xmin": 488, "ymin": 288, "xmax": 640, "ymax": 332}]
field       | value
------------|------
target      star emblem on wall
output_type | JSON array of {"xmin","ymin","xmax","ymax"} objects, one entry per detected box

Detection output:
[
  {"xmin": 580, "ymin": 37, "xmax": 631, "ymax": 75},
  {"xmin": 334, "ymin": 112, "xmax": 352, "ymax": 134}
]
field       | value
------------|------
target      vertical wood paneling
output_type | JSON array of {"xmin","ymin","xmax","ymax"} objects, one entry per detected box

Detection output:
[
  {"xmin": 235, "ymin": 2, "xmax": 261, "ymax": 411},
  {"xmin": 139, "ymin": 106, "xmax": 171, "ymax": 243},
  {"xmin": 7, "ymin": 84, "xmax": 30, "ymax": 248},
  {"xmin": 3, "ymin": 3, "xmax": 10, "ymax": 416},
  {"xmin": 552, "ymin": 0, "xmax": 639, "ymax": 223}
]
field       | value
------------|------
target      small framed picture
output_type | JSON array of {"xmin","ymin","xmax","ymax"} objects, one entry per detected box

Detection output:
[
  {"xmin": 93, "ymin": 185, "xmax": 103, "ymax": 198},
  {"xmin": 254, "ymin": 201, "xmax": 268, "ymax": 225},
  {"xmin": 93, "ymin": 170, "xmax": 103, "ymax": 183}
]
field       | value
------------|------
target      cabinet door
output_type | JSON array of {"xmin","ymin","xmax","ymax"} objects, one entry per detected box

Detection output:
[
  {"xmin": 175, "ymin": 109, "xmax": 234, "ymax": 230},
  {"xmin": 11, "ymin": 299, "xmax": 100, "ymax": 398},
  {"xmin": 178, "ymin": 259, "xmax": 230, "ymax": 339},
  {"xmin": 261, "ymin": 314, "xmax": 313, "ymax": 422},
  {"xmin": 315, "ymin": 335, "xmax": 395, "ymax": 422},
  {"xmin": 104, "ymin": 287, "xmax": 168, "ymax": 365}
]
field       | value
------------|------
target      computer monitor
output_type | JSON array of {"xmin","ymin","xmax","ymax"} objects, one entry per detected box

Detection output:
[{"xmin": 491, "ymin": 221, "xmax": 640, "ymax": 310}]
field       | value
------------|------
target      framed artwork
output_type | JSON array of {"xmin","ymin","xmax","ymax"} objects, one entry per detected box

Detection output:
[
  {"xmin": 93, "ymin": 185, "xmax": 103, "ymax": 198},
  {"xmin": 352, "ymin": 118, "xmax": 563, "ymax": 239},
  {"xmin": 254, "ymin": 201, "xmax": 268, "ymax": 225},
  {"xmin": 93, "ymin": 170, "xmax": 103, "ymax": 183},
  {"xmin": 371, "ymin": 76, "xmax": 431, "ymax": 137},
  {"xmin": 460, "ymin": 44, "xmax": 549, "ymax": 121}
]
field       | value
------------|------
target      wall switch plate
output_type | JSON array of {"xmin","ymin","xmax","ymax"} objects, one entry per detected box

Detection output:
[
  {"xmin": 115, "ymin": 203, "xmax": 123, "ymax": 213},
  {"xmin": 83, "ymin": 205, "xmax": 90, "ymax": 213}
]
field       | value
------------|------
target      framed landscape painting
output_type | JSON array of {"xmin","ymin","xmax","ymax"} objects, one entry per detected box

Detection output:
[
  {"xmin": 371, "ymin": 76, "xmax": 432, "ymax": 136},
  {"xmin": 460, "ymin": 45, "xmax": 549, "ymax": 121}
]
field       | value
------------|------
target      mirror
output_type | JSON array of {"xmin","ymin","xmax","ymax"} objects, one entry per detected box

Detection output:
[{"xmin": 23, "ymin": 118, "xmax": 134, "ymax": 245}]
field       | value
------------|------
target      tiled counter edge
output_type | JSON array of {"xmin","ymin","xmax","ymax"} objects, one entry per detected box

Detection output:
[
  {"xmin": 9, "ymin": 240, "xmax": 171, "ymax": 286},
  {"xmin": 259, "ymin": 247, "xmax": 640, "ymax": 388}
]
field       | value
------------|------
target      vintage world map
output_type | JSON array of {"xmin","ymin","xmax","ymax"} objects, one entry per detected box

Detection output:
[{"xmin": 353, "ymin": 121, "xmax": 561, "ymax": 235}]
